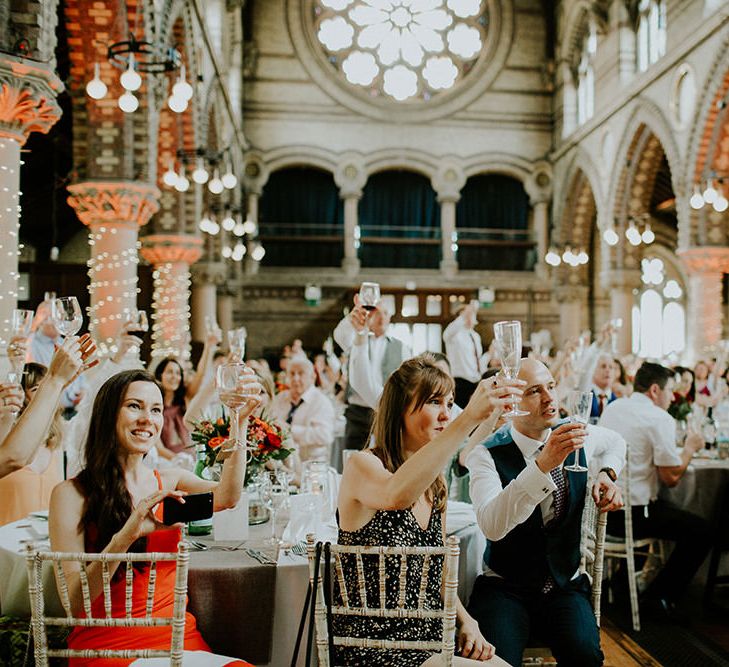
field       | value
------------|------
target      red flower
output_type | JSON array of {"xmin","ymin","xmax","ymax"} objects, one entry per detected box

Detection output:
[
  {"xmin": 267, "ymin": 432, "xmax": 282, "ymax": 449},
  {"xmin": 208, "ymin": 436, "xmax": 227, "ymax": 450}
]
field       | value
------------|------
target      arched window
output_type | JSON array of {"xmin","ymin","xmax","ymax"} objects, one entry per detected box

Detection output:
[
  {"xmin": 636, "ymin": 0, "xmax": 666, "ymax": 72},
  {"xmin": 632, "ymin": 257, "xmax": 686, "ymax": 359},
  {"xmin": 576, "ymin": 26, "xmax": 596, "ymax": 126}
]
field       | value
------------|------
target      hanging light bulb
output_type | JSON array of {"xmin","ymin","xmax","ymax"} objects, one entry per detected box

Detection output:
[
  {"xmin": 603, "ymin": 227, "xmax": 619, "ymax": 246},
  {"xmin": 221, "ymin": 212, "xmax": 236, "ymax": 231},
  {"xmin": 251, "ymin": 243, "xmax": 266, "ymax": 262},
  {"xmin": 171, "ymin": 64, "xmax": 194, "ymax": 101},
  {"xmin": 118, "ymin": 91, "xmax": 139, "ymax": 113},
  {"xmin": 232, "ymin": 242, "xmax": 246, "ymax": 261},
  {"xmin": 174, "ymin": 165, "xmax": 190, "ymax": 192},
  {"xmin": 222, "ymin": 245, "xmax": 233, "ymax": 259},
  {"xmin": 641, "ymin": 223, "xmax": 655, "ymax": 244},
  {"xmin": 168, "ymin": 94, "xmax": 188, "ymax": 113},
  {"xmin": 199, "ymin": 214, "xmax": 212, "ymax": 233},
  {"xmin": 577, "ymin": 249, "xmax": 589, "ymax": 264},
  {"xmin": 208, "ymin": 169, "xmax": 224, "ymax": 194},
  {"xmin": 120, "ymin": 53, "xmax": 142, "ymax": 92},
  {"xmin": 162, "ymin": 161, "xmax": 178, "ymax": 188},
  {"xmin": 690, "ymin": 185, "xmax": 705, "ymax": 210},
  {"xmin": 242, "ymin": 219, "xmax": 257, "ymax": 235},
  {"xmin": 233, "ymin": 221, "xmax": 245, "ymax": 237},
  {"xmin": 714, "ymin": 192, "xmax": 729, "ymax": 213},
  {"xmin": 86, "ymin": 62, "xmax": 107, "ymax": 100},
  {"xmin": 545, "ymin": 248, "xmax": 561, "ymax": 266},
  {"xmin": 626, "ymin": 223, "xmax": 642, "ymax": 246},
  {"xmin": 703, "ymin": 178, "xmax": 718, "ymax": 205},
  {"xmin": 192, "ymin": 157, "xmax": 209, "ymax": 184},
  {"xmin": 222, "ymin": 161, "xmax": 237, "ymax": 189}
]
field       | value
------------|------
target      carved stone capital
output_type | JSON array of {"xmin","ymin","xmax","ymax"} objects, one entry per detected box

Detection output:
[
  {"xmin": 191, "ymin": 262, "xmax": 228, "ymax": 287},
  {"xmin": 140, "ymin": 234, "xmax": 204, "ymax": 266},
  {"xmin": 0, "ymin": 54, "xmax": 63, "ymax": 144},
  {"xmin": 334, "ymin": 152, "xmax": 367, "ymax": 198},
  {"xmin": 431, "ymin": 162, "xmax": 466, "ymax": 202},
  {"xmin": 67, "ymin": 181, "xmax": 160, "ymax": 229},
  {"xmin": 678, "ymin": 246, "xmax": 729, "ymax": 274}
]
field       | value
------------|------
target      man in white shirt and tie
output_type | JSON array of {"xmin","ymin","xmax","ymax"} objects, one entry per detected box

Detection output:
[
  {"xmin": 466, "ymin": 358, "xmax": 625, "ymax": 667},
  {"xmin": 590, "ymin": 354, "xmax": 616, "ymax": 420},
  {"xmin": 599, "ymin": 361, "xmax": 712, "ymax": 620},
  {"xmin": 443, "ymin": 302, "xmax": 487, "ymax": 407},
  {"xmin": 270, "ymin": 356, "xmax": 334, "ymax": 463}
]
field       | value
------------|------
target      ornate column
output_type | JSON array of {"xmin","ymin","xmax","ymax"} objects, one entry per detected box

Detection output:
[
  {"xmin": 139, "ymin": 234, "xmax": 203, "ymax": 362},
  {"xmin": 67, "ymin": 181, "xmax": 160, "ymax": 353},
  {"xmin": 438, "ymin": 194, "xmax": 459, "ymax": 278},
  {"xmin": 555, "ymin": 285, "xmax": 588, "ymax": 346},
  {"xmin": 335, "ymin": 155, "xmax": 366, "ymax": 278},
  {"xmin": 532, "ymin": 198, "xmax": 549, "ymax": 278},
  {"xmin": 0, "ymin": 56, "xmax": 62, "ymax": 342},
  {"xmin": 217, "ymin": 290, "xmax": 235, "ymax": 350},
  {"xmin": 191, "ymin": 262, "xmax": 226, "ymax": 342},
  {"xmin": 244, "ymin": 190, "xmax": 260, "ymax": 276},
  {"xmin": 602, "ymin": 269, "xmax": 641, "ymax": 356},
  {"xmin": 679, "ymin": 247, "xmax": 729, "ymax": 360}
]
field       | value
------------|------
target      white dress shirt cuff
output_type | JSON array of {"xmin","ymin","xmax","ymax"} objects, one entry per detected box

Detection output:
[{"xmin": 519, "ymin": 460, "xmax": 557, "ymax": 501}]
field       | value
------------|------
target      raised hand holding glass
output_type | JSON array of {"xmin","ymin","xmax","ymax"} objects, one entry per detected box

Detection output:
[{"xmin": 52, "ymin": 297, "xmax": 83, "ymax": 337}]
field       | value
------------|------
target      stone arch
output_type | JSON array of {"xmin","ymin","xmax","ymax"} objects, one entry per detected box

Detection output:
[
  {"xmin": 554, "ymin": 148, "xmax": 603, "ymax": 238},
  {"xmin": 607, "ymin": 99, "xmax": 682, "ymax": 271},
  {"xmin": 259, "ymin": 146, "xmax": 340, "ymax": 187},
  {"xmin": 364, "ymin": 149, "xmax": 439, "ymax": 182},
  {"xmin": 684, "ymin": 34, "xmax": 729, "ymax": 248},
  {"xmin": 462, "ymin": 153, "xmax": 532, "ymax": 186}
]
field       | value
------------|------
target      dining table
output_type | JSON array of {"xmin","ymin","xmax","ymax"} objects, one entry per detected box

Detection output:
[
  {"xmin": 659, "ymin": 453, "xmax": 729, "ymax": 521},
  {"xmin": 0, "ymin": 501, "xmax": 486, "ymax": 667}
]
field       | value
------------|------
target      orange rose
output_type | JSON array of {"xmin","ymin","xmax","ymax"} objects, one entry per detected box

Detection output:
[{"xmin": 208, "ymin": 436, "xmax": 227, "ymax": 449}]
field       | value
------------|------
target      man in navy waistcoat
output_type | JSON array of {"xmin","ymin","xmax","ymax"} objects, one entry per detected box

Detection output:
[{"xmin": 465, "ymin": 359, "xmax": 626, "ymax": 667}]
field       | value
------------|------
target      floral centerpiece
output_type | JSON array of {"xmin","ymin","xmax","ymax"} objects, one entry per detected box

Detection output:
[{"xmin": 189, "ymin": 412, "xmax": 293, "ymax": 485}]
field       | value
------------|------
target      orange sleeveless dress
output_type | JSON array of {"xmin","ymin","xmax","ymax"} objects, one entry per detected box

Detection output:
[{"xmin": 66, "ymin": 471, "xmax": 252, "ymax": 666}]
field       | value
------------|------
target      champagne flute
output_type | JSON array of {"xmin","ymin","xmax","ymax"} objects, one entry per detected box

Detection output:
[
  {"xmin": 493, "ymin": 320, "xmax": 529, "ymax": 418},
  {"xmin": 259, "ymin": 470, "xmax": 289, "ymax": 546},
  {"xmin": 9, "ymin": 309, "xmax": 33, "ymax": 376},
  {"xmin": 52, "ymin": 297, "xmax": 83, "ymax": 337},
  {"xmin": 358, "ymin": 282, "xmax": 380, "ymax": 336},
  {"xmin": 564, "ymin": 390, "xmax": 591, "ymax": 472},
  {"xmin": 228, "ymin": 327, "xmax": 247, "ymax": 361}
]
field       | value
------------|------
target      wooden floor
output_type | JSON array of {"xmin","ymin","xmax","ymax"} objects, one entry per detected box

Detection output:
[{"xmin": 601, "ymin": 619, "xmax": 663, "ymax": 667}]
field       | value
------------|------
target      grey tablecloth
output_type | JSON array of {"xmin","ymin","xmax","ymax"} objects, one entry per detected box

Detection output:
[{"xmin": 659, "ymin": 457, "xmax": 729, "ymax": 521}]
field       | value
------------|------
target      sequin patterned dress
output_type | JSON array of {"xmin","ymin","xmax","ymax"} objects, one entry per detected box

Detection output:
[{"xmin": 334, "ymin": 507, "xmax": 444, "ymax": 666}]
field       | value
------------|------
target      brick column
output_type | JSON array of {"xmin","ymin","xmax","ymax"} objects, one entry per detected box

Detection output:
[
  {"xmin": 67, "ymin": 181, "xmax": 160, "ymax": 354},
  {"xmin": 0, "ymin": 56, "xmax": 62, "ymax": 343},
  {"xmin": 140, "ymin": 234, "xmax": 203, "ymax": 362},
  {"xmin": 679, "ymin": 247, "xmax": 729, "ymax": 360}
]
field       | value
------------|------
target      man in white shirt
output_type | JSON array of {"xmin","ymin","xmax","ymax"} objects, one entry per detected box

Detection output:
[
  {"xmin": 590, "ymin": 354, "xmax": 617, "ymax": 420},
  {"xmin": 443, "ymin": 302, "xmax": 487, "ymax": 407},
  {"xmin": 466, "ymin": 358, "xmax": 625, "ymax": 667},
  {"xmin": 270, "ymin": 355, "xmax": 334, "ymax": 463},
  {"xmin": 599, "ymin": 361, "xmax": 712, "ymax": 617},
  {"xmin": 333, "ymin": 296, "xmax": 407, "ymax": 461}
]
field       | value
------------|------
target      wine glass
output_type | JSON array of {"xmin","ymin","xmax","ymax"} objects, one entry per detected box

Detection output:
[
  {"xmin": 52, "ymin": 297, "xmax": 83, "ymax": 337},
  {"xmin": 216, "ymin": 362, "xmax": 258, "ymax": 461},
  {"xmin": 564, "ymin": 390, "xmax": 591, "ymax": 472},
  {"xmin": 493, "ymin": 320, "xmax": 529, "ymax": 418},
  {"xmin": 228, "ymin": 327, "xmax": 247, "ymax": 361},
  {"xmin": 358, "ymin": 282, "xmax": 380, "ymax": 336},
  {"xmin": 259, "ymin": 470, "xmax": 290, "ymax": 546}
]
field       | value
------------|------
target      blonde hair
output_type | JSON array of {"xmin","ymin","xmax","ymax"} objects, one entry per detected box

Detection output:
[{"xmin": 370, "ymin": 353, "xmax": 454, "ymax": 512}]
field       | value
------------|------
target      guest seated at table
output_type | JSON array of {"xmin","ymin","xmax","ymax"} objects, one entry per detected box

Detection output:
[
  {"xmin": 0, "ymin": 337, "xmax": 88, "ymax": 481},
  {"xmin": 590, "ymin": 353, "xmax": 617, "ymax": 419},
  {"xmin": 0, "ymin": 363, "xmax": 66, "ymax": 526},
  {"xmin": 466, "ymin": 359, "xmax": 625, "ymax": 667},
  {"xmin": 612, "ymin": 358, "xmax": 632, "ymax": 398},
  {"xmin": 599, "ymin": 361, "xmax": 713, "ymax": 620},
  {"xmin": 49, "ymin": 368, "xmax": 261, "ymax": 666},
  {"xmin": 338, "ymin": 353, "xmax": 520, "ymax": 665},
  {"xmin": 271, "ymin": 355, "xmax": 334, "ymax": 462}
]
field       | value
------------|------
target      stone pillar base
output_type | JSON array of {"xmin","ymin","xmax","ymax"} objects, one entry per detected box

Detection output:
[{"xmin": 440, "ymin": 258, "xmax": 458, "ymax": 279}]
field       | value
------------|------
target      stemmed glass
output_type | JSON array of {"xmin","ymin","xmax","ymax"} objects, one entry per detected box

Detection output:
[
  {"xmin": 228, "ymin": 327, "xmax": 247, "ymax": 361},
  {"xmin": 126, "ymin": 310, "xmax": 149, "ymax": 341},
  {"xmin": 493, "ymin": 320, "xmax": 529, "ymax": 418},
  {"xmin": 259, "ymin": 469, "xmax": 290, "ymax": 546},
  {"xmin": 8, "ymin": 309, "xmax": 33, "ymax": 376},
  {"xmin": 358, "ymin": 282, "xmax": 380, "ymax": 336},
  {"xmin": 565, "ymin": 390, "xmax": 591, "ymax": 472},
  {"xmin": 52, "ymin": 297, "xmax": 83, "ymax": 337},
  {"xmin": 216, "ymin": 362, "xmax": 257, "ymax": 461}
]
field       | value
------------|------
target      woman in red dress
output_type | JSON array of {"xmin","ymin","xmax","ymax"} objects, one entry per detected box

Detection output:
[{"xmin": 49, "ymin": 369, "xmax": 261, "ymax": 666}]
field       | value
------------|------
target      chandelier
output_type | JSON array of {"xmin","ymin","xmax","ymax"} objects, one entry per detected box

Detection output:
[
  {"xmin": 85, "ymin": 35, "xmax": 191, "ymax": 114},
  {"xmin": 689, "ymin": 173, "xmax": 728, "ymax": 212},
  {"xmin": 602, "ymin": 215, "xmax": 655, "ymax": 247},
  {"xmin": 162, "ymin": 148, "xmax": 238, "ymax": 194},
  {"xmin": 545, "ymin": 246, "xmax": 589, "ymax": 267}
]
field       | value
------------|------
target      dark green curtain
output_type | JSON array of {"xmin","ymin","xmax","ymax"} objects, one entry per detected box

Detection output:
[
  {"xmin": 456, "ymin": 174, "xmax": 534, "ymax": 271},
  {"xmin": 359, "ymin": 170, "xmax": 440, "ymax": 268},
  {"xmin": 259, "ymin": 167, "xmax": 344, "ymax": 267}
]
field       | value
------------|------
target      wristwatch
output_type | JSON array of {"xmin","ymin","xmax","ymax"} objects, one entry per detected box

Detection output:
[{"xmin": 600, "ymin": 467, "xmax": 617, "ymax": 482}]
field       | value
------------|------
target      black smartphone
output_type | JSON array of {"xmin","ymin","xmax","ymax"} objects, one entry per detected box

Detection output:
[{"xmin": 162, "ymin": 492, "xmax": 214, "ymax": 525}]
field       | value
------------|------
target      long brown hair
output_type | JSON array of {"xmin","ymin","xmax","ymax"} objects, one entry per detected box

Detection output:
[
  {"xmin": 75, "ymin": 370, "xmax": 161, "ymax": 553},
  {"xmin": 370, "ymin": 353, "xmax": 454, "ymax": 512}
]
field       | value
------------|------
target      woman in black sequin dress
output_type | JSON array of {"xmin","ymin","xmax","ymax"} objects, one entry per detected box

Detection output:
[{"xmin": 336, "ymin": 353, "xmax": 519, "ymax": 666}]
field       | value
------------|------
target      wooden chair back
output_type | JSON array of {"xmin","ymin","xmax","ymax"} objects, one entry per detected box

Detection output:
[
  {"xmin": 306, "ymin": 534, "xmax": 460, "ymax": 666},
  {"xmin": 25, "ymin": 541, "xmax": 189, "ymax": 667}
]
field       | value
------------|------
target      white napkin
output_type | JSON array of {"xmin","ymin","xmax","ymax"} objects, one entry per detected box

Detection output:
[{"xmin": 212, "ymin": 493, "xmax": 249, "ymax": 542}]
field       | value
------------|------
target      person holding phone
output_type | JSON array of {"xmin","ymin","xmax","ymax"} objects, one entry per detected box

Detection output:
[{"xmin": 49, "ymin": 368, "xmax": 261, "ymax": 666}]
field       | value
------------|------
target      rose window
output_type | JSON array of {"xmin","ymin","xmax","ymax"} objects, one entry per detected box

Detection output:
[{"xmin": 315, "ymin": 0, "xmax": 487, "ymax": 102}]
